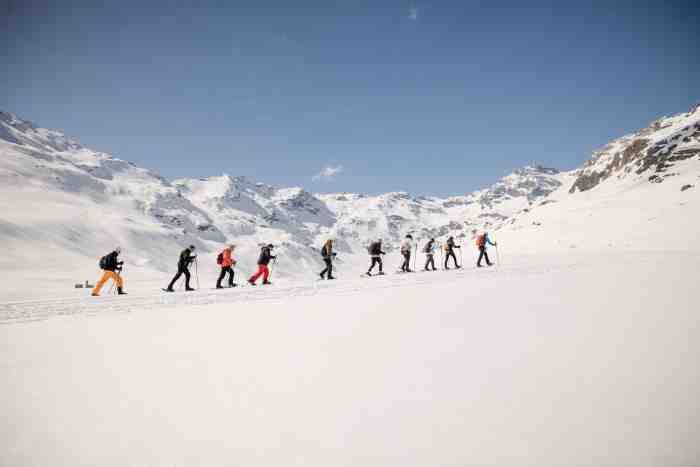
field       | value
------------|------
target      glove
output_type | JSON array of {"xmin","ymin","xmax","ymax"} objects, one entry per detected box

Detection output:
[{"xmin": 332, "ymin": 252, "xmax": 337, "ymax": 257}]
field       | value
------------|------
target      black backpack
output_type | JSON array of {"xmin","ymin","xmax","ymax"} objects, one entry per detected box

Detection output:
[
  {"xmin": 99, "ymin": 255, "xmax": 108, "ymax": 269},
  {"xmin": 216, "ymin": 252, "xmax": 224, "ymax": 265}
]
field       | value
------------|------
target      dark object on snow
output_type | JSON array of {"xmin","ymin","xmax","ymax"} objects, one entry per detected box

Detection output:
[{"xmin": 681, "ymin": 184, "xmax": 694, "ymax": 192}]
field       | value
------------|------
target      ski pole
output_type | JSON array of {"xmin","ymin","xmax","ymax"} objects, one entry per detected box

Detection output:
[
  {"xmin": 195, "ymin": 258, "xmax": 200, "ymax": 289},
  {"xmin": 459, "ymin": 247, "xmax": 463, "ymax": 268},
  {"xmin": 492, "ymin": 233, "xmax": 502, "ymax": 268}
]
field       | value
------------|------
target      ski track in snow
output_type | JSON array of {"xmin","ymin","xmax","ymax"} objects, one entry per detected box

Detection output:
[{"xmin": 0, "ymin": 260, "xmax": 579, "ymax": 325}]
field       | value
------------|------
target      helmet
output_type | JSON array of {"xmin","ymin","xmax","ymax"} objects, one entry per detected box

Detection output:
[
  {"xmin": 189, "ymin": 244, "xmax": 196, "ymax": 250},
  {"xmin": 229, "ymin": 244, "xmax": 236, "ymax": 249},
  {"xmin": 267, "ymin": 243, "xmax": 274, "ymax": 248},
  {"xmin": 115, "ymin": 246, "xmax": 122, "ymax": 254}
]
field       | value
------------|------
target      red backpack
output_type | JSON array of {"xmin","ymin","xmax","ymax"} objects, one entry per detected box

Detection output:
[{"xmin": 476, "ymin": 234, "xmax": 486, "ymax": 248}]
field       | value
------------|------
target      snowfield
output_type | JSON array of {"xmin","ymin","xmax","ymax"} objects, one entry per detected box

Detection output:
[
  {"xmin": 1, "ymin": 251, "xmax": 698, "ymax": 466},
  {"xmin": 1, "ymin": 104, "xmax": 700, "ymax": 466}
]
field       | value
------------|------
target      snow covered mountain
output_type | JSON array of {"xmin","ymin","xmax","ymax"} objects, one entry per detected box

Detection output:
[
  {"xmin": 499, "ymin": 103, "xmax": 700, "ymax": 253},
  {"xmin": 0, "ymin": 110, "xmax": 562, "ymax": 296},
  {"xmin": 1, "ymin": 102, "xmax": 699, "ymax": 299}
]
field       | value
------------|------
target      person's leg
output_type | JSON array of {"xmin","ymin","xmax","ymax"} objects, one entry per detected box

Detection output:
[
  {"xmin": 92, "ymin": 271, "xmax": 111, "ymax": 295},
  {"xmin": 249, "ymin": 265, "xmax": 262, "ymax": 283},
  {"xmin": 477, "ymin": 247, "xmax": 485, "ymax": 266},
  {"xmin": 167, "ymin": 270, "xmax": 183, "ymax": 290},
  {"xmin": 327, "ymin": 259, "xmax": 334, "ymax": 278},
  {"xmin": 378, "ymin": 257, "xmax": 383, "ymax": 273},
  {"xmin": 227, "ymin": 267, "xmax": 235, "ymax": 286},
  {"xmin": 320, "ymin": 259, "xmax": 328, "ymax": 278},
  {"xmin": 484, "ymin": 250, "xmax": 492, "ymax": 266},
  {"xmin": 183, "ymin": 268, "xmax": 192, "ymax": 289},
  {"xmin": 115, "ymin": 273, "xmax": 124, "ymax": 289},
  {"xmin": 368, "ymin": 257, "xmax": 377, "ymax": 273},
  {"xmin": 216, "ymin": 267, "xmax": 226, "ymax": 288},
  {"xmin": 262, "ymin": 265, "xmax": 270, "ymax": 283}
]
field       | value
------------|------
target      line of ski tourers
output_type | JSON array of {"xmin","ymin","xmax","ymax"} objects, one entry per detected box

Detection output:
[{"xmin": 90, "ymin": 232, "xmax": 498, "ymax": 296}]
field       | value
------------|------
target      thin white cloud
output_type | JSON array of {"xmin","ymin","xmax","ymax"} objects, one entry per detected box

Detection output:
[
  {"xmin": 408, "ymin": 5, "xmax": 419, "ymax": 21},
  {"xmin": 312, "ymin": 165, "xmax": 344, "ymax": 182}
]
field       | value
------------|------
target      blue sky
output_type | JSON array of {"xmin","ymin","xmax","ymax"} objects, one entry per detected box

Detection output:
[{"xmin": 2, "ymin": 0, "xmax": 698, "ymax": 196}]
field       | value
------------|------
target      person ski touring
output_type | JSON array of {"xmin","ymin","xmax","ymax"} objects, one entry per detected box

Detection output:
[
  {"xmin": 216, "ymin": 244, "xmax": 236, "ymax": 289},
  {"xmin": 399, "ymin": 234, "xmax": 413, "ymax": 272},
  {"xmin": 92, "ymin": 247, "xmax": 126, "ymax": 296},
  {"xmin": 423, "ymin": 238, "xmax": 438, "ymax": 271},
  {"xmin": 248, "ymin": 244, "xmax": 276, "ymax": 285},
  {"xmin": 366, "ymin": 239, "xmax": 386, "ymax": 276},
  {"xmin": 444, "ymin": 236, "xmax": 461, "ymax": 269},
  {"xmin": 476, "ymin": 231, "xmax": 497, "ymax": 267},
  {"xmin": 164, "ymin": 245, "xmax": 197, "ymax": 292},
  {"xmin": 319, "ymin": 239, "xmax": 336, "ymax": 280}
]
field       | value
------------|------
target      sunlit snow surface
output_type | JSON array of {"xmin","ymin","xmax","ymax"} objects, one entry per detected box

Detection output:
[
  {"xmin": 1, "ymin": 105, "xmax": 700, "ymax": 465},
  {"xmin": 1, "ymin": 251, "xmax": 698, "ymax": 466}
]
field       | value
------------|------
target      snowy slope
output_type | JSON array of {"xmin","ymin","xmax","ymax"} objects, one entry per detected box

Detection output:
[
  {"xmin": 497, "ymin": 103, "xmax": 700, "ymax": 255},
  {"xmin": 1, "ymin": 250, "xmax": 698, "ymax": 466}
]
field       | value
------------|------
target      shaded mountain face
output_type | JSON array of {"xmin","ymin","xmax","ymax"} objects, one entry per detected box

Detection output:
[{"xmin": 569, "ymin": 103, "xmax": 700, "ymax": 193}]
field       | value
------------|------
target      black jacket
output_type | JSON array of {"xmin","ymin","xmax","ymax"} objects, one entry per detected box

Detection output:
[
  {"xmin": 102, "ymin": 251, "xmax": 121, "ymax": 271},
  {"xmin": 257, "ymin": 246, "xmax": 276, "ymax": 266},
  {"xmin": 445, "ymin": 238, "xmax": 460, "ymax": 252},
  {"xmin": 178, "ymin": 248, "xmax": 196, "ymax": 269},
  {"xmin": 368, "ymin": 242, "xmax": 385, "ymax": 256}
]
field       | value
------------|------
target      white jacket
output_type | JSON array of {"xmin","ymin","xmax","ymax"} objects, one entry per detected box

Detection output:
[{"xmin": 400, "ymin": 238, "xmax": 413, "ymax": 253}]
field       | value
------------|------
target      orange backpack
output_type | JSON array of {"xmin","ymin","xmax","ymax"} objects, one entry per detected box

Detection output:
[{"xmin": 476, "ymin": 234, "xmax": 486, "ymax": 248}]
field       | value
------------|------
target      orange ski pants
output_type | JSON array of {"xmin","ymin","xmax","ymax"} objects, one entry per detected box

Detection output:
[{"xmin": 92, "ymin": 271, "xmax": 124, "ymax": 295}]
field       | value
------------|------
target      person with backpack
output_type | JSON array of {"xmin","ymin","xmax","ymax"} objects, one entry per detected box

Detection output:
[
  {"xmin": 444, "ymin": 236, "xmax": 461, "ymax": 269},
  {"xmin": 164, "ymin": 245, "xmax": 197, "ymax": 292},
  {"xmin": 248, "ymin": 244, "xmax": 276, "ymax": 285},
  {"xmin": 92, "ymin": 247, "xmax": 126, "ymax": 296},
  {"xmin": 476, "ymin": 231, "xmax": 497, "ymax": 267},
  {"xmin": 366, "ymin": 239, "xmax": 386, "ymax": 276},
  {"xmin": 423, "ymin": 238, "xmax": 438, "ymax": 271},
  {"xmin": 319, "ymin": 239, "xmax": 336, "ymax": 280},
  {"xmin": 216, "ymin": 244, "xmax": 236, "ymax": 289},
  {"xmin": 399, "ymin": 234, "xmax": 414, "ymax": 272}
]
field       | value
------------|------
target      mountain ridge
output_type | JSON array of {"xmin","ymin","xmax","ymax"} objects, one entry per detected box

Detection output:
[{"xmin": 1, "ymin": 104, "xmax": 699, "ymax": 298}]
